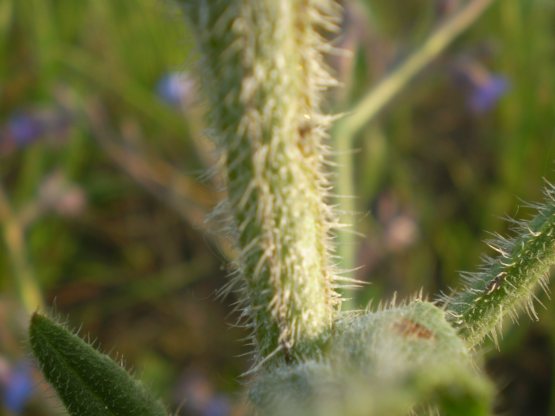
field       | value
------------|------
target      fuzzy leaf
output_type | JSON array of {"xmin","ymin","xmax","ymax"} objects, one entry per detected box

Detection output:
[
  {"xmin": 29, "ymin": 313, "xmax": 167, "ymax": 416},
  {"xmin": 251, "ymin": 302, "xmax": 493, "ymax": 415}
]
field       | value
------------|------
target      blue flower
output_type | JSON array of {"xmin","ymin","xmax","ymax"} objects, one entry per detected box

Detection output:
[
  {"xmin": 156, "ymin": 72, "xmax": 195, "ymax": 107},
  {"xmin": 1, "ymin": 361, "xmax": 34, "ymax": 414},
  {"xmin": 203, "ymin": 395, "xmax": 230, "ymax": 416},
  {"xmin": 452, "ymin": 60, "xmax": 510, "ymax": 114},
  {"xmin": 1, "ymin": 108, "xmax": 73, "ymax": 153},
  {"xmin": 467, "ymin": 74, "xmax": 509, "ymax": 114},
  {"xmin": 7, "ymin": 113, "xmax": 45, "ymax": 146}
]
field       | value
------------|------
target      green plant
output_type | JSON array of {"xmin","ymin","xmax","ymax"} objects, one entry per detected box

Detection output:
[{"xmin": 27, "ymin": 0, "xmax": 555, "ymax": 415}]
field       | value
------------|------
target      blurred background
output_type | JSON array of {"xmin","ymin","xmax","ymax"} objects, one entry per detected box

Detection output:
[{"xmin": 0, "ymin": 0, "xmax": 554, "ymax": 415}]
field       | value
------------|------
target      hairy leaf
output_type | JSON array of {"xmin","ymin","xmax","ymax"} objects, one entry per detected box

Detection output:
[
  {"xmin": 29, "ymin": 313, "xmax": 167, "ymax": 416},
  {"xmin": 251, "ymin": 302, "xmax": 494, "ymax": 415}
]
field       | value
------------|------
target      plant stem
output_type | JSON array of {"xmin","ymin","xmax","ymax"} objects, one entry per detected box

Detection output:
[
  {"xmin": 333, "ymin": 0, "xmax": 496, "ymax": 288},
  {"xmin": 445, "ymin": 184, "xmax": 555, "ymax": 347},
  {"xmin": 184, "ymin": 0, "xmax": 340, "ymax": 361},
  {"xmin": 339, "ymin": 0, "xmax": 495, "ymax": 139},
  {"xmin": 0, "ymin": 185, "xmax": 44, "ymax": 315}
]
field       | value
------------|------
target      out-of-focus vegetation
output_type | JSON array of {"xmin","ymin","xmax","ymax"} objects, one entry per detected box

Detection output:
[{"xmin": 0, "ymin": 0, "xmax": 554, "ymax": 415}]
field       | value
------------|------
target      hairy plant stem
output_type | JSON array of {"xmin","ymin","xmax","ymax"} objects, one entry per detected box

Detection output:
[
  {"xmin": 184, "ymin": 0, "xmax": 340, "ymax": 361},
  {"xmin": 445, "ymin": 184, "xmax": 555, "ymax": 347}
]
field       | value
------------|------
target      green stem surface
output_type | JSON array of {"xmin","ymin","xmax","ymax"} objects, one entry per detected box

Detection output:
[
  {"xmin": 446, "ymin": 186, "xmax": 555, "ymax": 347},
  {"xmin": 184, "ymin": 0, "xmax": 340, "ymax": 360}
]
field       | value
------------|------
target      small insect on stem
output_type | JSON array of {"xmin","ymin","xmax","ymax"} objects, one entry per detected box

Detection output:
[
  {"xmin": 298, "ymin": 119, "xmax": 313, "ymax": 138},
  {"xmin": 484, "ymin": 272, "xmax": 507, "ymax": 295},
  {"xmin": 297, "ymin": 115, "xmax": 314, "ymax": 156}
]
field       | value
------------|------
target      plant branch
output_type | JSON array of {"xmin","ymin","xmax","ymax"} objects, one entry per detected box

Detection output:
[
  {"xmin": 445, "ymin": 183, "xmax": 555, "ymax": 347},
  {"xmin": 183, "ymin": 0, "xmax": 341, "ymax": 361},
  {"xmin": 337, "ymin": 0, "xmax": 496, "ymax": 139},
  {"xmin": 0, "ymin": 184, "xmax": 44, "ymax": 314},
  {"xmin": 333, "ymin": 0, "xmax": 496, "ymax": 283}
]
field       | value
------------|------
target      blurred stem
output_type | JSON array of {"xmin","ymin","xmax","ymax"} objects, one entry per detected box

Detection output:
[
  {"xmin": 339, "ymin": 0, "xmax": 495, "ymax": 137},
  {"xmin": 333, "ymin": 0, "xmax": 496, "ymax": 298},
  {"xmin": 0, "ymin": 185, "xmax": 44, "ymax": 315},
  {"xmin": 334, "ymin": 122, "xmax": 356, "ymax": 292},
  {"xmin": 547, "ymin": 303, "xmax": 555, "ymax": 416},
  {"xmin": 85, "ymin": 103, "xmax": 235, "ymax": 260}
]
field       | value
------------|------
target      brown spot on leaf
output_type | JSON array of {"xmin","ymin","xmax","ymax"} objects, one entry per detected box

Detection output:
[{"xmin": 393, "ymin": 318, "xmax": 435, "ymax": 340}]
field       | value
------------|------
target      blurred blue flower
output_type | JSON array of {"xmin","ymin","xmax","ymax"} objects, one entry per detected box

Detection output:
[
  {"xmin": 156, "ymin": 72, "xmax": 195, "ymax": 107},
  {"xmin": 7, "ymin": 113, "xmax": 45, "ymax": 146},
  {"xmin": 453, "ymin": 60, "xmax": 510, "ymax": 114},
  {"xmin": 1, "ymin": 361, "xmax": 34, "ymax": 414},
  {"xmin": 203, "ymin": 395, "xmax": 230, "ymax": 416},
  {"xmin": 468, "ymin": 75, "xmax": 509, "ymax": 114},
  {"xmin": 0, "ymin": 108, "xmax": 73, "ymax": 154},
  {"xmin": 176, "ymin": 369, "xmax": 232, "ymax": 416}
]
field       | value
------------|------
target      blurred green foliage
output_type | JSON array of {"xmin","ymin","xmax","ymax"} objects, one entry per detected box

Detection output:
[{"xmin": 1, "ymin": 0, "xmax": 555, "ymax": 415}]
